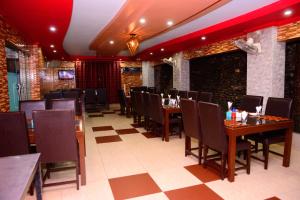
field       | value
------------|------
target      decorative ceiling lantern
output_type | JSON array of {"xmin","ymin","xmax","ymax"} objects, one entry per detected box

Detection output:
[{"xmin": 127, "ymin": 34, "xmax": 139, "ymax": 56}]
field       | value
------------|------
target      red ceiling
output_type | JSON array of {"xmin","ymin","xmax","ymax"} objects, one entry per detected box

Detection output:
[
  {"xmin": 0, "ymin": 0, "xmax": 299, "ymax": 61},
  {"xmin": 138, "ymin": 0, "xmax": 300, "ymax": 60},
  {"xmin": 0, "ymin": 0, "xmax": 73, "ymax": 60}
]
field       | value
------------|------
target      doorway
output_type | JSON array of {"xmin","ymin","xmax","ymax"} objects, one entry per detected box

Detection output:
[{"xmin": 5, "ymin": 43, "xmax": 30, "ymax": 111}]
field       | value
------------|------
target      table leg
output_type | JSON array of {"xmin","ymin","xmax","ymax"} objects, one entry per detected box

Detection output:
[
  {"xmin": 164, "ymin": 110, "xmax": 170, "ymax": 142},
  {"xmin": 35, "ymin": 163, "xmax": 42, "ymax": 200},
  {"xmin": 283, "ymin": 127, "xmax": 293, "ymax": 167},
  {"xmin": 77, "ymin": 132, "xmax": 86, "ymax": 185},
  {"xmin": 227, "ymin": 134, "xmax": 236, "ymax": 182}
]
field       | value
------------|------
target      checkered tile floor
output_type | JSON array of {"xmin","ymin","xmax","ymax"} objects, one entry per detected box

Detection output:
[{"xmin": 25, "ymin": 105, "xmax": 300, "ymax": 200}]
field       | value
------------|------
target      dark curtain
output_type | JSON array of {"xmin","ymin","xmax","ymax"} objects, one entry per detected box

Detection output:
[{"xmin": 75, "ymin": 61, "xmax": 121, "ymax": 103}]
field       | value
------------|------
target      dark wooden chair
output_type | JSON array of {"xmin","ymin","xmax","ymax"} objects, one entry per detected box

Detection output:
[
  {"xmin": 198, "ymin": 92, "xmax": 213, "ymax": 102},
  {"xmin": 50, "ymin": 99, "xmax": 76, "ymax": 111},
  {"xmin": 149, "ymin": 94, "xmax": 181, "ymax": 140},
  {"xmin": 240, "ymin": 95, "xmax": 263, "ymax": 112},
  {"xmin": 0, "ymin": 112, "xmax": 30, "ymax": 157},
  {"xmin": 188, "ymin": 91, "xmax": 198, "ymax": 101},
  {"xmin": 20, "ymin": 100, "xmax": 46, "ymax": 121},
  {"xmin": 178, "ymin": 90, "xmax": 188, "ymax": 99},
  {"xmin": 135, "ymin": 92, "xmax": 144, "ymax": 125},
  {"xmin": 180, "ymin": 99, "xmax": 202, "ymax": 164},
  {"xmin": 118, "ymin": 89, "xmax": 128, "ymax": 116},
  {"xmin": 198, "ymin": 102, "xmax": 251, "ymax": 179},
  {"xmin": 247, "ymin": 97, "xmax": 293, "ymax": 169},
  {"xmin": 0, "ymin": 111, "xmax": 36, "ymax": 195},
  {"xmin": 62, "ymin": 90, "xmax": 82, "ymax": 115},
  {"xmin": 142, "ymin": 92, "xmax": 151, "ymax": 130},
  {"xmin": 33, "ymin": 110, "xmax": 79, "ymax": 189},
  {"xmin": 147, "ymin": 87, "xmax": 156, "ymax": 93},
  {"xmin": 130, "ymin": 91, "xmax": 138, "ymax": 123},
  {"xmin": 96, "ymin": 88, "xmax": 109, "ymax": 109},
  {"xmin": 169, "ymin": 89, "xmax": 178, "ymax": 99}
]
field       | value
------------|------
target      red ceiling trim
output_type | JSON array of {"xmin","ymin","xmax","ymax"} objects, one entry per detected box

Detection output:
[{"xmin": 138, "ymin": 0, "xmax": 300, "ymax": 60}]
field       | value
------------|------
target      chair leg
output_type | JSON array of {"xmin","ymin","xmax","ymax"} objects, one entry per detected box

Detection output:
[
  {"xmin": 75, "ymin": 161, "xmax": 79, "ymax": 190},
  {"xmin": 263, "ymin": 140, "xmax": 269, "ymax": 170},
  {"xmin": 254, "ymin": 141, "xmax": 258, "ymax": 153},
  {"xmin": 185, "ymin": 136, "xmax": 191, "ymax": 157},
  {"xmin": 199, "ymin": 141, "xmax": 202, "ymax": 165},
  {"xmin": 246, "ymin": 148, "xmax": 251, "ymax": 174},
  {"xmin": 203, "ymin": 146, "xmax": 208, "ymax": 168},
  {"xmin": 220, "ymin": 153, "xmax": 226, "ymax": 180}
]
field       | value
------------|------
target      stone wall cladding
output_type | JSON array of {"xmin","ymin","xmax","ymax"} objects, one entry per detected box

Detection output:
[
  {"xmin": 247, "ymin": 27, "xmax": 285, "ymax": 111},
  {"xmin": 173, "ymin": 52, "xmax": 190, "ymax": 91},
  {"xmin": 142, "ymin": 61, "xmax": 154, "ymax": 87},
  {"xmin": 0, "ymin": 15, "xmax": 24, "ymax": 111}
]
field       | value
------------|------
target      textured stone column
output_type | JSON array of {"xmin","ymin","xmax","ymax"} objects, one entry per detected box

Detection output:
[
  {"xmin": 247, "ymin": 27, "xmax": 285, "ymax": 112},
  {"xmin": 142, "ymin": 61, "xmax": 154, "ymax": 87},
  {"xmin": 173, "ymin": 52, "xmax": 190, "ymax": 90}
]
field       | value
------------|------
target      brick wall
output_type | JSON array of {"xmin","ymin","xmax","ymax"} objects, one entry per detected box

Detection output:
[
  {"xmin": 278, "ymin": 20, "xmax": 300, "ymax": 41},
  {"xmin": 183, "ymin": 36, "xmax": 246, "ymax": 60},
  {"xmin": 40, "ymin": 61, "xmax": 76, "ymax": 96},
  {"xmin": 0, "ymin": 15, "xmax": 24, "ymax": 111},
  {"xmin": 120, "ymin": 61, "xmax": 142, "ymax": 95}
]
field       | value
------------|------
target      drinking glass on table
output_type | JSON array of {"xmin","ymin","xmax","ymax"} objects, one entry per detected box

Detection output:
[{"xmin": 256, "ymin": 106, "xmax": 262, "ymax": 116}]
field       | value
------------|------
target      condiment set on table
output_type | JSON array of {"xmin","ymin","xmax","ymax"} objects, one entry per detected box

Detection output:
[
  {"xmin": 226, "ymin": 101, "xmax": 262, "ymax": 124},
  {"xmin": 161, "ymin": 93, "xmax": 180, "ymax": 107}
]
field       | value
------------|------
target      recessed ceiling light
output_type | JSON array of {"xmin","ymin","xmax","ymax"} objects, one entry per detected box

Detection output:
[
  {"xmin": 50, "ymin": 44, "xmax": 55, "ymax": 48},
  {"xmin": 150, "ymin": 52, "xmax": 153, "ymax": 55},
  {"xmin": 49, "ymin": 26, "xmax": 56, "ymax": 32},
  {"xmin": 201, "ymin": 36, "xmax": 206, "ymax": 40},
  {"xmin": 166, "ymin": 20, "xmax": 173, "ymax": 26},
  {"xmin": 161, "ymin": 48, "xmax": 164, "ymax": 51},
  {"xmin": 109, "ymin": 40, "xmax": 114, "ymax": 44},
  {"xmin": 139, "ymin": 18, "xmax": 146, "ymax": 24},
  {"xmin": 53, "ymin": 50, "xmax": 57, "ymax": 53},
  {"xmin": 284, "ymin": 9, "xmax": 293, "ymax": 16}
]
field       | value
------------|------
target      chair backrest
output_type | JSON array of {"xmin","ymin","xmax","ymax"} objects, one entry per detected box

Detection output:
[
  {"xmin": 20, "ymin": 100, "xmax": 46, "ymax": 121},
  {"xmin": 96, "ymin": 88, "xmax": 107, "ymax": 105},
  {"xmin": 147, "ymin": 87, "xmax": 156, "ymax": 93},
  {"xmin": 142, "ymin": 92, "xmax": 150, "ymax": 116},
  {"xmin": 50, "ymin": 99, "xmax": 76, "ymax": 111},
  {"xmin": 188, "ymin": 91, "xmax": 198, "ymax": 101},
  {"xmin": 149, "ymin": 94, "xmax": 164, "ymax": 124},
  {"xmin": 130, "ymin": 91, "xmax": 137, "ymax": 112},
  {"xmin": 240, "ymin": 95, "xmax": 263, "ymax": 112},
  {"xmin": 33, "ymin": 110, "xmax": 78, "ymax": 163},
  {"xmin": 84, "ymin": 89, "xmax": 97, "ymax": 104},
  {"xmin": 198, "ymin": 102, "xmax": 227, "ymax": 153},
  {"xmin": 265, "ymin": 97, "xmax": 293, "ymax": 118},
  {"xmin": 178, "ymin": 90, "xmax": 188, "ymax": 98},
  {"xmin": 118, "ymin": 89, "xmax": 126, "ymax": 107},
  {"xmin": 169, "ymin": 89, "xmax": 178, "ymax": 99},
  {"xmin": 135, "ymin": 92, "xmax": 144, "ymax": 115},
  {"xmin": 0, "ymin": 112, "xmax": 29, "ymax": 157},
  {"xmin": 180, "ymin": 99, "xmax": 201, "ymax": 140},
  {"xmin": 63, "ymin": 90, "xmax": 80, "ymax": 99},
  {"xmin": 198, "ymin": 92, "xmax": 213, "ymax": 102}
]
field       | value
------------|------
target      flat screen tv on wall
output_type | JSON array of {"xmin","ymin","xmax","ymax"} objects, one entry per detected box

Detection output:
[{"xmin": 58, "ymin": 70, "xmax": 75, "ymax": 80}]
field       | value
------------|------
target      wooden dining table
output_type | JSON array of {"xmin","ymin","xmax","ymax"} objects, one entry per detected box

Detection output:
[
  {"xmin": 225, "ymin": 116, "xmax": 293, "ymax": 182},
  {"xmin": 162, "ymin": 106, "xmax": 181, "ymax": 142},
  {"xmin": 0, "ymin": 153, "xmax": 42, "ymax": 200},
  {"xmin": 27, "ymin": 115, "xmax": 86, "ymax": 186}
]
